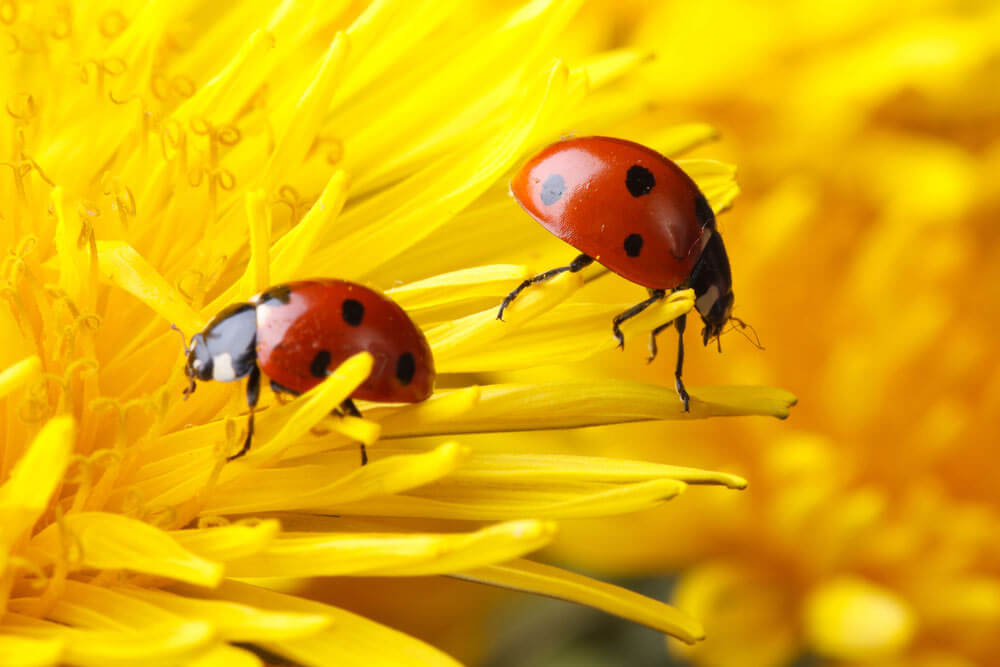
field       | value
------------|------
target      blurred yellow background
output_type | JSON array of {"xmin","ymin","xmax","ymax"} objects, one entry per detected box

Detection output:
[{"xmin": 310, "ymin": 1, "xmax": 1000, "ymax": 665}]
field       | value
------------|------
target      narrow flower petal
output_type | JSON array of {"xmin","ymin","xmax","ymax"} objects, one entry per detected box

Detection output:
[
  {"xmin": 427, "ymin": 270, "xmax": 585, "ymax": 363},
  {"xmin": 206, "ymin": 442, "xmax": 466, "ymax": 514},
  {"xmin": 238, "ymin": 190, "xmax": 271, "ymax": 296},
  {"xmin": 0, "ymin": 356, "xmax": 41, "ymax": 402},
  {"xmin": 29, "ymin": 513, "xmax": 223, "ymax": 587},
  {"xmin": 327, "ymin": 478, "xmax": 686, "ymax": 520},
  {"xmin": 422, "ymin": 451, "xmax": 747, "ymax": 489},
  {"xmin": 387, "ymin": 264, "xmax": 532, "ymax": 317},
  {"xmin": 175, "ymin": 580, "xmax": 462, "ymax": 667},
  {"xmin": 116, "ymin": 585, "xmax": 331, "ymax": 641},
  {"xmin": 373, "ymin": 381, "xmax": 796, "ymax": 439},
  {"xmin": 96, "ymin": 241, "xmax": 203, "ymax": 333},
  {"xmin": 186, "ymin": 644, "xmax": 263, "ymax": 667},
  {"xmin": 268, "ymin": 170, "xmax": 351, "ymax": 286},
  {"xmin": 0, "ymin": 635, "xmax": 63, "ymax": 667},
  {"xmin": 453, "ymin": 558, "xmax": 705, "ymax": 643},
  {"xmin": 0, "ymin": 417, "xmax": 75, "ymax": 555},
  {"xmin": 432, "ymin": 291, "xmax": 694, "ymax": 372},
  {"xmin": 2, "ymin": 613, "xmax": 215, "ymax": 667},
  {"xmin": 170, "ymin": 520, "xmax": 281, "ymax": 562},
  {"xmin": 223, "ymin": 520, "xmax": 555, "ymax": 578}
]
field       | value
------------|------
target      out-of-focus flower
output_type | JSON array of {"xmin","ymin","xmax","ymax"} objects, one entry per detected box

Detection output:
[
  {"xmin": 0, "ymin": 1, "xmax": 794, "ymax": 664},
  {"xmin": 519, "ymin": 1, "xmax": 1000, "ymax": 665}
]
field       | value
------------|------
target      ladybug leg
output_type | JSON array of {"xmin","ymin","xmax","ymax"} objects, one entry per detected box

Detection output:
[
  {"xmin": 611, "ymin": 289, "xmax": 666, "ymax": 349},
  {"xmin": 674, "ymin": 314, "xmax": 691, "ymax": 412},
  {"xmin": 497, "ymin": 254, "xmax": 592, "ymax": 321},
  {"xmin": 227, "ymin": 366, "xmax": 261, "ymax": 461},
  {"xmin": 647, "ymin": 321, "xmax": 674, "ymax": 363},
  {"xmin": 339, "ymin": 399, "xmax": 368, "ymax": 466}
]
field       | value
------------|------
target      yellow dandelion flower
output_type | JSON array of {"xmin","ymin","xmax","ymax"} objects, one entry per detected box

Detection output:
[
  {"xmin": 498, "ymin": 1, "xmax": 1000, "ymax": 665},
  {"xmin": 0, "ymin": 1, "xmax": 793, "ymax": 664}
]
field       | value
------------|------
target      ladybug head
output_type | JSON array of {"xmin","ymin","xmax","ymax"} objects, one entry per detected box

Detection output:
[
  {"xmin": 180, "ymin": 304, "xmax": 259, "ymax": 396},
  {"xmin": 699, "ymin": 289, "xmax": 734, "ymax": 345},
  {"xmin": 689, "ymin": 230, "xmax": 734, "ymax": 346}
]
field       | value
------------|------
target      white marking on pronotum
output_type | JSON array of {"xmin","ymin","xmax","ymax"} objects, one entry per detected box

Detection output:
[
  {"xmin": 213, "ymin": 352, "xmax": 237, "ymax": 381},
  {"xmin": 695, "ymin": 285, "xmax": 720, "ymax": 317}
]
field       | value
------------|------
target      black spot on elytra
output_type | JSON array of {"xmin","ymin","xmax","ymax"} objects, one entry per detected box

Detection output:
[
  {"xmin": 256, "ymin": 284, "xmax": 292, "ymax": 305},
  {"xmin": 395, "ymin": 352, "xmax": 416, "ymax": 386},
  {"xmin": 624, "ymin": 233, "xmax": 643, "ymax": 257},
  {"xmin": 540, "ymin": 173, "xmax": 565, "ymax": 206},
  {"xmin": 341, "ymin": 299, "xmax": 364, "ymax": 327},
  {"xmin": 625, "ymin": 165, "xmax": 655, "ymax": 197},
  {"xmin": 310, "ymin": 350, "xmax": 331, "ymax": 378},
  {"xmin": 694, "ymin": 193, "xmax": 716, "ymax": 229}
]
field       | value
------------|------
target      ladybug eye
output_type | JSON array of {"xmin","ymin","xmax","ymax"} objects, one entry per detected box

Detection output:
[
  {"xmin": 395, "ymin": 353, "xmax": 416, "ymax": 386},
  {"xmin": 625, "ymin": 165, "xmax": 655, "ymax": 197}
]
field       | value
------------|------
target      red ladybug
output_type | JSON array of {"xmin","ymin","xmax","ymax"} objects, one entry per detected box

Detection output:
[
  {"xmin": 181, "ymin": 280, "xmax": 435, "ymax": 462},
  {"xmin": 499, "ymin": 136, "xmax": 736, "ymax": 411}
]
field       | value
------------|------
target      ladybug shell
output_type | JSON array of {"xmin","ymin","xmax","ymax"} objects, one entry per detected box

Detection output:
[
  {"xmin": 252, "ymin": 280, "xmax": 434, "ymax": 403},
  {"xmin": 511, "ymin": 136, "xmax": 716, "ymax": 290}
]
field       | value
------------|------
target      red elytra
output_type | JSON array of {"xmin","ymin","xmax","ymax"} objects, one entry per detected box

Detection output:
[
  {"xmin": 252, "ymin": 280, "xmax": 434, "ymax": 403},
  {"xmin": 182, "ymin": 279, "xmax": 434, "ymax": 462},
  {"xmin": 510, "ymin": 136, "xmax": 714, "ymax": 290}
]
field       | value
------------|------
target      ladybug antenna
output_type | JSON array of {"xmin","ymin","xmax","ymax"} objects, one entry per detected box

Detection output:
[
  {"xmin": 729, "ymin": 316, "xmax": 764, "ymax": 350},
  {"xmin": 170, "ymin": 324, "xmax": 198, "ymax": 399},
  {"xmin": 170, "ymin": 323, "xmax": 190, "ymax": 353}
]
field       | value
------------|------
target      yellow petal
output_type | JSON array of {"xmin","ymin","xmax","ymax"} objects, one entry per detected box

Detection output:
[
  {"xmin": 2, "ymin": 613, "xmax": 214, "ymax": 667},
  {"xmin": 432, "ymin": 291, "xmax": 694, "ymax": 372},
  {"xmin": 429, "ymin": 451, "xmax": 747, "ymax": 489},
  {"xmin": 427, "ymin": 270, "xmax": 585, "ymax": 364},
  {"xmin": 329, "ymin": 478, "xmax": 685, "ymax": 520},
  {"xmin": 0, "ymin": 417, "xmax": 75, "ymax": 554},
  {"xmin": 0, "ymin": 635, "xmax": 63, "ymax": 667},
  {"xmin": 223, "ymin": 520, "xmax": 555, "ymax": 578},
  {"xmin": 454, "ymin": 558, "xmax": 705, "ymax": 643},
  {"xmin": 326, "ymin": 478, "xmax": 685, "ymax": 521},
  {"xmin": 174, "ymin": 580, "xmax": 461, "ymax": 667},
  {"xmin": 116, "ymin": 585, "xmax": 331, "ymax": 641},
  {"xmin": 29, "ymin": 512, "xmax": 222, "ymax": 587},
  {"xmin": 206, "ymin": 442, "xmax": 466, "ymax": 514},
  {"xmin": 186, "ymin": 644, "xmax": 263, "ymax": 667},
  {"xmin": 373, "ymin": 381, "xmax": 796, "ymax": 439},
  {"xmin": 96, "ymin": 241, "xmax": 202, "ymax": 333},
  {"xmin": 170, "ymin": 519, "xmax": 281, "ymax": 562},
  {"xmin": 0, "ymin": 356, "xmax": 41, "ymax": 402},
  {"xmin": 237, "ymin": 190, "xmax": 270, "ymax": 297}
]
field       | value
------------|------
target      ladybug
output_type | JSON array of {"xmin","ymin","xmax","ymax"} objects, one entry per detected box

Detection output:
[
  {"xmin": 498, "ymin": 136, "xmax": 737, "ymax": 411},
  {"xmin": 180, "ymin": 279, "xmax": 435, "ymax": 462}
]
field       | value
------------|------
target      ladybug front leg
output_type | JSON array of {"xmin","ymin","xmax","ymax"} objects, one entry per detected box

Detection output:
[
  {"xmin": 339, "ymin": 398, "xmax": 368, "ymax": 466},
  {"xmin": 227, "ymin": 365, "xmax": 261, "ymax": 461},
  {"xmin": 673, "ymin": 314, "xmax": 691, "ymax": 412},
  {"xmin": 497, "ymin": 254, "xmax": 593, "ymax": 321},
  {"xmin": 611, "ymin": 289, "xmax": 666, "ymax": 349}
]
